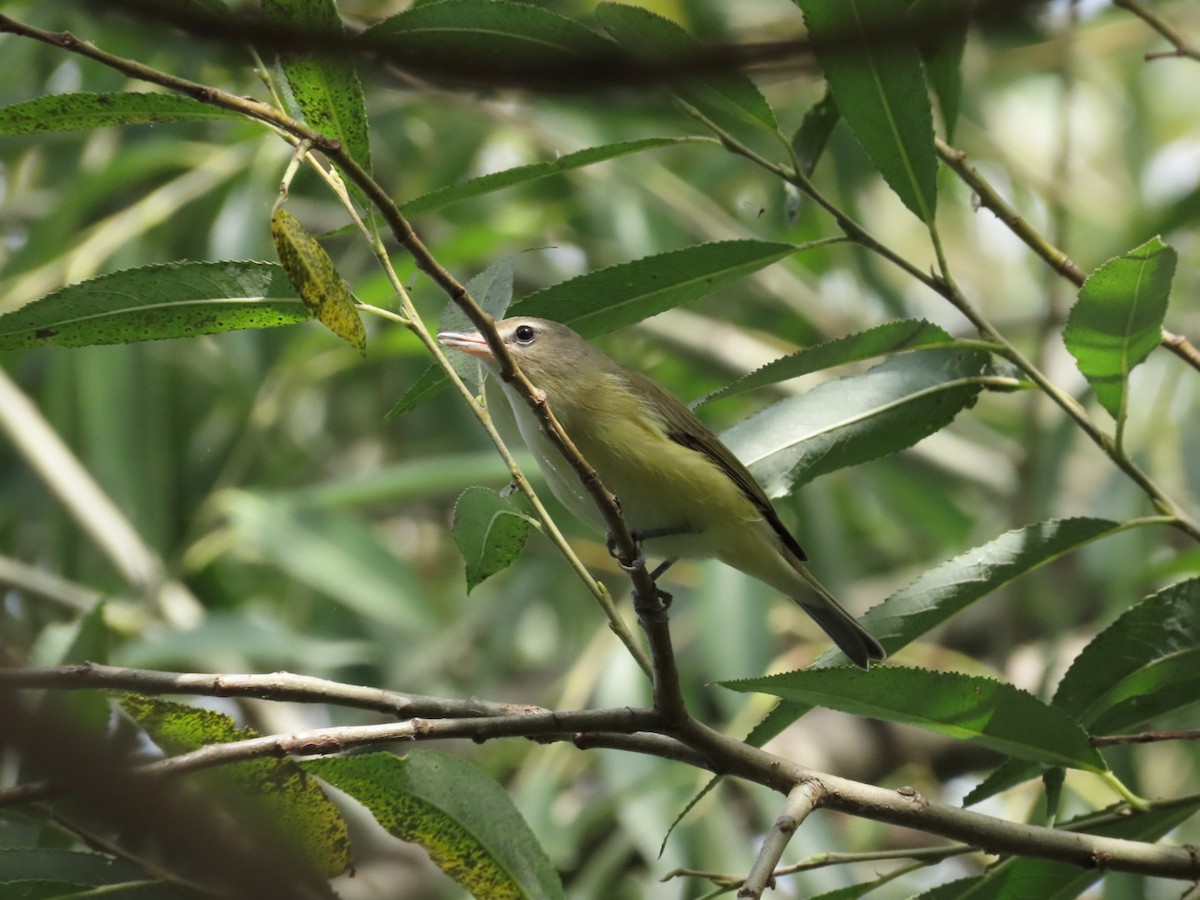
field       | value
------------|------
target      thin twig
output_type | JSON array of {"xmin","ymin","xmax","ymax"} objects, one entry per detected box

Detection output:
[
  {"xmin": 0, "ymin": 663, "xmax": 545, "ymax": 719},
  {"xmin": 739, "ymin": 780, "xmax": 824, "ymax": 899},
  {"xmin": 1112, "ymin": 0, "xmax": 1200, "ymax": 61},
  {"xmin": 1092, "ymin": 729, "xmax": 1200, "ymax": 747}
]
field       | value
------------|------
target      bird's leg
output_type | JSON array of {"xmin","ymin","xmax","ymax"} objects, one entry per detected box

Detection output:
[{"xmin": 605, "ymin": 525, "xmax": 693, "ymax": 573}]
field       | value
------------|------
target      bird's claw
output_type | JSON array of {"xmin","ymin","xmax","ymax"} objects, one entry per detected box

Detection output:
[{"xmin": 606, "ymin": 531, "xmax": 645, "ymax": 572}]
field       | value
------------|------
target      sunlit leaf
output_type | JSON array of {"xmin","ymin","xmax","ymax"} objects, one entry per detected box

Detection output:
[
  {"xmin": 1063, "ymin": 235, "xmax": 1176, "ymax": 427},
  {"xmin": 120, "ymin": 695, "xmax": 351, "ymax": 879},
  {"xmin": 0, "ymin": 261, "xmax": 308, "ymax": 349},
  {"xmin": 0, "ymin": 92, "xmax": 236, "ymax": 135},
  {"xmin": 263, "ymin": 0, "xmax": 372, "ymax": 203},
  {"xmin": 271, "ymin": 207, "xmax": 366, "ymax": 353},
  {"xmin": 306, "ymin": 752, "xmax": 565, "ymax": 900}
]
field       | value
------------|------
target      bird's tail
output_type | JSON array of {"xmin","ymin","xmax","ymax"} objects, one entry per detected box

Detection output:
[{"xmin": 792, "ymin": 565, "xmax": 886, "ymax": 669}]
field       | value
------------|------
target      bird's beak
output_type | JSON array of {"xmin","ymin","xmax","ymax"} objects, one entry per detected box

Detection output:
[{"xmin": 437, "ymin": 330, "xmax": 493, "ymax": 360}]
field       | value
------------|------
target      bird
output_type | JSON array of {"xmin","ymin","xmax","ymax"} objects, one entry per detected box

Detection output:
[{"xmin": 438, "ymin": 316, "xmax": 885, "ymax": 668}]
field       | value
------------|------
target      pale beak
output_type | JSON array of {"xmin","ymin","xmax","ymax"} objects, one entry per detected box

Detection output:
[{"xmin": 437, "ymin": 331, "xmax": 493, "ymax": 360}]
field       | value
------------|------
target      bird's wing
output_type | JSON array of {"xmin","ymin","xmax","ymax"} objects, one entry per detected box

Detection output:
[{"xmin": 622, "ymin": 369, "xmax": 809, "ymax": 563}]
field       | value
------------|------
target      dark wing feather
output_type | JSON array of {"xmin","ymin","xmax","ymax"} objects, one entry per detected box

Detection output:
[{"xmin": 621, "ymin": 369, "xmax": 809, "ymax": 563}]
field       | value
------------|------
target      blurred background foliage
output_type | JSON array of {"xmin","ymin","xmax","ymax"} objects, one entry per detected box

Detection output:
[{"xmin": 1, "ymin": 0, "xmax": 1199, "ymax": 897}]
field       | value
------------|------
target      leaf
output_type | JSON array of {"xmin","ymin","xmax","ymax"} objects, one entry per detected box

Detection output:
[
  {"xmin": 437, "ymin": 257, "xmax": 515, "ymax": 384},
  {"xmin": 389, "ymin": 240, "xmax": 805, "ymax": 419},
  {"xmin": 218, "ymin": 490, "xmax": 433, "ymax": 633},
  {"xmin": 697, "ymin": 318, "xmax": 954, "ymax": 407},
  {"xmin": 362, "ymin": 0, "xmax": 612, "ymax": 83},
  {"xmin": 723, "ymin": 667, "xmax": 1108, "ymax": 773},
  {"xmin": 1052, "ymin": 576, "xmax": 1200, "ymax": 733},
  {"xmin": 305, "ymin": 751, "xmax": 565, "ymax": 900},
  {"xmin": 596, "ymin": 3, "xmax": 778, "ymax": 134},
  {"xmin": 401, "ymin": 137, "xmax": 701, "ymax": 216},
  {"xmin": 452, "ymin": 486, "xmax": 532, "ymax": 592},
  {"xmin": 1063, "ymin": 235, "xmax": 1176, "ymax": 427},
  {"xmin": 791, "ymin": 88, "xmax": 841, "ymax": 177},
  {"xmin": 119, "ymin": 695, "xmax": 351, "ymax": 879},
  {"xmin": 386, "ymin": 256, "xmax": 514, "ymax": 419},
  {"xmin": 794, "ymin": 0, "xmax": 938, "ymax": 222},
  {"xmin": 510, "ymin": 239, "xmax": 801, "ymax": 337},
  {"xmin": 748, "ymin": 518, "xmax": 1132, "ymax": 755},
  {"xmin": 0, "ymin": 261, "xmax": 309, "ymax": 349},
  {"xmin": 722, "ymin": 347, "xmax": 995, "ymax": 496},
  {"xmin": 912, "ymin": 0, "xmax": 969, "ymax": 140},
  {"xmin": 262, "ymin": 0, "xmax": 372, "ymax": 204},
  {"xmin": 271, "ymin": 207, "xmax": 366, "ymax": 353},
  {"xmin": 0, "ymin": 92, "xmax": 237, "ymax": 135}
]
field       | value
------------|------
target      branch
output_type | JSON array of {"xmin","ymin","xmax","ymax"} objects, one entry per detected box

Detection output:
[
  {"xmin": 0, "ymin": 707, "xmax": 668, "ymax": 808},
  {"xmin": 0, "ymin": 663, "xmax": 545, "ymax": 719},
  {"xmin": 740, "ymin": 780, "xmax": 823, "ymax": 899},
  {"xmin": 1092, "ymin": 728, "xmax": 1200, "ymax": 746},
  {"xmin": 1112, "ymin": 0, "xmax": 1200, "ymax": 61},
  {"xmin": 67, "ymin": 0, "xmax": 1048, "ymax": 91},
  {"xmin": 4, "ymin": 668, "xmax": 1199, "ymax": 881}
]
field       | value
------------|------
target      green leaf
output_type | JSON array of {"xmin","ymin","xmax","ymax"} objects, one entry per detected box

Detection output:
[
  {"xmin": 794, "ymin": 0, "xmax": 938, "ymax": 222},
  {"xmin": 697, "ymin": 318, "xmax": 954, "ymax": 407},
  {"xmin": 119, "ymin": 695, "xmax": 351, "ymax": 879},
  {"xmin": 723, "ymin": 347, "xmax": 995, "ymax": 495},
  {"xmin": 912, "ymin": 0, "xmax": 968, "ymax": 140},
  {"xmin": 305, "ymin": 751, "xmax": 565, "ymax": 900},
  {"xmin": 218, "ymin": 490, "xmax": 433, "ymax": 633},
  {"xmin": 386, "ymin": 257, "xmax": 514, "ymax": 420},
  {"xmin": 723, "ymin": 667, "xmax": 1108, "ymax": 773},
  {"xmin": 596, "ymin": 3, "xmax": 778, "ymax": 134},
  {"xmin": 262, "ymin": 0, "xmax": 372, "ymax": 203},
  {"xmin": 389, "ymin": 241, "xmax": 797, "ymax": 419},
  {"xmin": 401, "ymin": 137, "xmax": 701, "ymax": 216},
  {"xmin": 511, "ymin": 239, "xmax": 801, "ymax": 337},
  {"xmin": 438, "ymin": 257, "xmax": 515, "ymax": 383},
  {"xmin": 1063, "ymin": 235, "xmax": 1176, "ymax": 427},
  {"xmin": 272, "ymin": 208, "xmax": 366, "ymax": 353},
  {"xmin": 452, "ymin": 486, "xmax": 532, "ymax": 592},
  {"xmin": 0, "ymin": 92, "xmax": 237, "ymax": 135},
  {"xmin": 0, "ymin": 261, "xmax": 309, "ymax": 349},
  {"xmin": 1053, "ymin": 577, "xmax": 1200, "ymax": 733},
  {"xmin": 791, "ymin": 88, "xmax": 841, "ymax": 177},
  {"xmin": 749, "ymin": 518, "xmax": 1131, "ymax": 754},
  {"xmin": 363, "ymin": 0, "xmax": 612, "ymax": 83}
]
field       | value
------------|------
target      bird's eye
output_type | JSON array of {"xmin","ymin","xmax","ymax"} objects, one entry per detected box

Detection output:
[{"xmin": 513, "ymin": 324, "xmax": 537, "ymax": 344}]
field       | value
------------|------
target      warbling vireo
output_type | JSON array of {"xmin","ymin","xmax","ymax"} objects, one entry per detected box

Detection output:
[{"xmin": 439, "ymin": 317, "xmax": 885, "ymax": 668}]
